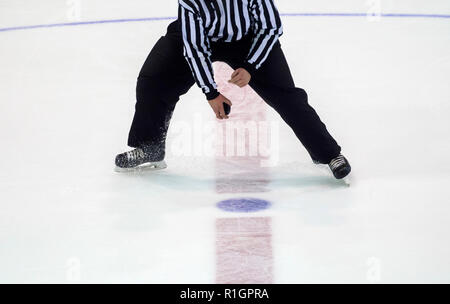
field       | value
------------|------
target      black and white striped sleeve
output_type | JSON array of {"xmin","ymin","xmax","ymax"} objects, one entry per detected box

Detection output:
[
  {"xmin": 179, "ymin": 0, "xmax": 219, "ymax": 101},
  {"xmin": 243, "ymin": 0, "xmax": 283, "ymax": 74}
]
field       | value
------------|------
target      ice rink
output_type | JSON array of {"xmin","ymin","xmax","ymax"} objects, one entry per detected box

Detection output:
[{"xmin": 0, "ymin": 0, "xmax": 449, "ymax": 283}]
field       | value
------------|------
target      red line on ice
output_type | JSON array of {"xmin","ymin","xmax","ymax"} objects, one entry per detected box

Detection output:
[{"xmin": 213, "ymin": 62, "xmax": 273, "ymax": 284}]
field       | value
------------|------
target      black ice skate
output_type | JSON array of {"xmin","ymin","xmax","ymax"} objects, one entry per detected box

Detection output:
[
  {"xmin": 115, "ymin": 146, "xmax": 166, "ymax": 172},
  {"xmin": 328, "ymin": 154, "xmax": 351, "ymax": 179}
]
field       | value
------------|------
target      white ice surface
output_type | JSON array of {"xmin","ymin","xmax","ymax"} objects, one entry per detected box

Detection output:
[{"xmin": 0, "ymin": 1, "xmax": 450, "ymax": 283}]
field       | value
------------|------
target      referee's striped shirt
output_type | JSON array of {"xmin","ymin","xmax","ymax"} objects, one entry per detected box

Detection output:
[{"xmin": 179, "ymin": 0, "xmax": 283, "ymax": 100}]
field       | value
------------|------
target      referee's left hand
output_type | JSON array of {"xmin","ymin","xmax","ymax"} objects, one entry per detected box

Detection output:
[
  {"xmin": 208, "ymin": 94, "xmax": 232, "ymax": 120},
  {"xmin": 228, "ymin": 68, "xmax": 251, "ymax": 88}
]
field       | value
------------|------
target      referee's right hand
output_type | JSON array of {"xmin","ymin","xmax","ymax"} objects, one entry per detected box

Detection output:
[{"xmin": 208, "ymin": 94, "xmax": 232, "ymax": 120}]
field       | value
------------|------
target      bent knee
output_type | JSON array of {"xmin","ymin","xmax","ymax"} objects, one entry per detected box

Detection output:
[
  {"xmin": 136, "ymin": 75, "xmax": 191, "ymax": 106},
  {"xmin": 277, "ymin": 87, "xmax": 308, "ymax": 104}
]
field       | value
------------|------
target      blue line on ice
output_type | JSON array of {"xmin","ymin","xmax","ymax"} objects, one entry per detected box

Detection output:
[{"xmin": 1, "ymin": 12, "xmax": 449, "ymax": 33}]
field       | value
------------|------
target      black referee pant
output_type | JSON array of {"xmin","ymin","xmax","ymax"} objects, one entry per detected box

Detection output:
[{"xmin": 128, "ymin": 20, "xmax": 341, "ymax": 164}]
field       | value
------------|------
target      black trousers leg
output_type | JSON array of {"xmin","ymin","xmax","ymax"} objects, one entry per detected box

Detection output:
[
  {"xmin": 127, "ymin": 24, "xmax": 195, "ymax": 148},
  {"xmin": 226, "ymin": 42, "xmax": 341, "ymax": 164}
]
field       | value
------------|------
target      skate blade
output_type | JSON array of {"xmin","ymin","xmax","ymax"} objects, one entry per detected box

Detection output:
[
  {"xmin": 342, "ymin": 175, "xmax": 351, "ymax": 187},
  {"xmin": 339, "ymin": 171, "xmax": 352, "ymax": 187},
  {"xmin": 114, "ymin": 160, "xmax": 167, "ymax": 173},
  {"xmin": 317, "ymin": 164, "xmax": 352, "ymax": 186}
]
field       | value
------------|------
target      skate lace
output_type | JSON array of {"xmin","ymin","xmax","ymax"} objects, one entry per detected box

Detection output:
[
  {"xmin": 329, "ymin": 155, "xmax": 346, "ymax": 170},
  {"xmin": 126, "ymin": 148, "xmax": 145, "ymax": 161}
]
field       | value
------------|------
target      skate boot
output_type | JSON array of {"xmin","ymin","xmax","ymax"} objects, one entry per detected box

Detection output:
[
  {"xmin": 115, "ymin": 145, "xmax": 166, "ymax": 172},
  {"xmin": 328, "ymin": 154, "xmax": 351, "ymax": 179}
]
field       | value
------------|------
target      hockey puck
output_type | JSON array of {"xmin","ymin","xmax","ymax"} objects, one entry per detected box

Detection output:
[{"xmin": 223, "ymin": 102, "xmax": 231, "ymax": 115}]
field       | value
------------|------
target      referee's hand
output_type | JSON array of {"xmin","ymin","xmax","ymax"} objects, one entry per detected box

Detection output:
[
  {"xmin": 208, "ymin": 94, "xmax": 232, "ymax": 120},
  {"xmin": 228, "ymin": 68, "xmax": 251, "ymax": 87}
]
